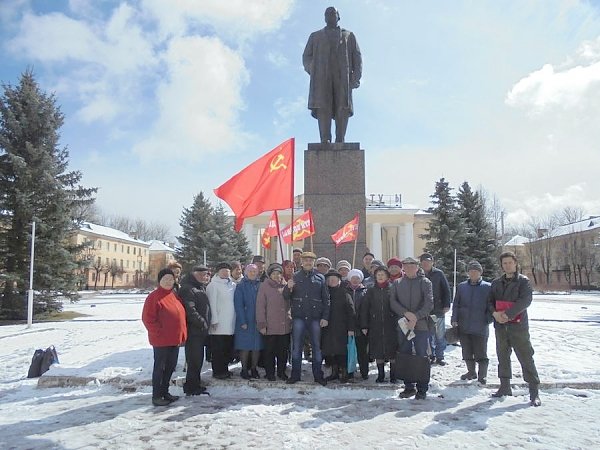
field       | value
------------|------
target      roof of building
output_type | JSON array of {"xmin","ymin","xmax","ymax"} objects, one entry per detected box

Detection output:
[
  {"xmin": 549, "ymin": 216, "xmax": 600, "ymax": 239},
  {"xmin": 148, "ymin": 240, "xmax": 176, "ymax": 252},
  {"xmin": 79, "ymin": 222, "xmax": 149, "ymax": 246},
  {"xmin": 504, "ymin": 234, "xmax": 530, "ymax": 246}
]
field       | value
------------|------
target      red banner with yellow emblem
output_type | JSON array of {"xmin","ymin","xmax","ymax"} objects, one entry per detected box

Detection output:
[
  {"xmin": 214, "ymin": 138, "xmax": 294, "ymax": 231},
  {"xmin": 281, "ymin": 209, "xmax": 315, "ymax": 244},
  {"xmin": 331, "ymin": 214, "xmax": 359, "ymax": 248}
]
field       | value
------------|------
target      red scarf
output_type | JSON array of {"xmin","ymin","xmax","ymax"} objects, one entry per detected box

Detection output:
[{"xmin": 376, "ymin": 280, "xmax": 390, "ymax": 288}]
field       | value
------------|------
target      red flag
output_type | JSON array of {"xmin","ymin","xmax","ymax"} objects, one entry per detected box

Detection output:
[
  {"xmin": 214, "ymin": 138, "xmax": 294, "ymax": 231},
  {"xmin": 261, "ymin": 211, "xmax": 280, "ymax": 249},
  {"xmin": 331, "ymin": 214, "xmax": 359, "ymax": 248},
  {"xmin": 281, "ymin": 209, "xmax": 315, "ymax": 244}
]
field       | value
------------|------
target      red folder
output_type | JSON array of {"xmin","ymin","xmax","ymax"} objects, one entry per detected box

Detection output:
[{"xmin": 495, "ymin": 300, "xmax": 523, "ymax": 323}]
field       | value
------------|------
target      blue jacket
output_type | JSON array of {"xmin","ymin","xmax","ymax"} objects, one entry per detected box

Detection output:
[
  {"xmin": 424, "ymin": 267, "xmax": 452, "ymax": 315},
  {"xmin": 233, "ymin": 276, "xmax": 264, "ymax": 350},
  {"xmin": 283, "ymin": 269, "xmax": 330, "ymax": 321},
  {"xmin": 451, "ymin": 278, "xmax": 493, "ymax": 337}
]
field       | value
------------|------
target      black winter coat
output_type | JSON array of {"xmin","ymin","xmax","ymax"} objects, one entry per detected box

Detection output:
[
  {"xmin": 322, "ymin": 285, "xmax": 355, "ymax": 356},
  {"xmin": 360, "ymin": 283, "xmax": 398, "ymax": 360},
  {"xmin": 178, "ymin": 275, "xmax": 211, "ymax": 338},
  {"xmin": 346, "ymin": 283, "xmax": 368, "ymax": 333},
  {"xmin": 424, "ymin": 267, "xmax": 452, "ymax": 315}
]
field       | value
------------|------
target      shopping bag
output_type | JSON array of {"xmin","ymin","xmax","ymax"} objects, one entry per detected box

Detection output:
[
  {"xmin": 347, "ymin": 336, "xmax": 358, "ymax": 373},
  {"xmin": 394, "ymin": 352, "xmax": 431, "ymax": 384}
]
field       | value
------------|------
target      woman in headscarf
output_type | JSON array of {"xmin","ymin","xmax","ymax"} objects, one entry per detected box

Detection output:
[
  {"xmin": 346, "ymin": 268, "xmax": 369, "ymax": 380},
  {"xmin": 234, "ymin": 264, "xmax": 264, "ymax": 379},
  {"xmin": 322, "ymin": 270, "xmax": 355, "ymax": 383},
  {"xmin": 256, "ymin": 263, "xmax": 292, "ymax": 381},
  {"xmin": 360, "ymin": 265, "xmax": 398, "ymax": 383}
]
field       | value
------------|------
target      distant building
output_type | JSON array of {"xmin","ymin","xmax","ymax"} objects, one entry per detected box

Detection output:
[
  {"xmin": 503, "ymin": 217, "xmax": 600, "ymax": 290},
  {"xmin": 148, "ymin": 240, "xmax": 177, "ymax": 282},
  {"xmin": 241, "ymin": 194, "xmax": 432, "ymax": 266},
  {"xmin": 72, "ymin": 223, "xmax": 150, "ymax": 289}
]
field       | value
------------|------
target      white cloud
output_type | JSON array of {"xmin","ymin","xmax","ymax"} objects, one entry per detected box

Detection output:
[
  {"xmin": 132, "ymin": 36, "xmax": 250, "ymax": 160},
  {"xmin": 506, "ymin": 37, "xmax": 600, "ymax": 113},
  {"xmin": 266, "ymin": 51, "xmax": 289, "ymax": 68},
  {"xmin": 273, "ymin": 96, "xmax": 305, "ymax": 130},
  {"xmin": 140, "ymin": 0, "xmax": 294, "ymax": 40}
]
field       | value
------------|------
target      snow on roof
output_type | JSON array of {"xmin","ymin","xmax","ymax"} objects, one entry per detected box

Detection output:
[
  {"xmin": 148, "ymin": 240, "xmax": 176, "ymax": 252},
  {"xmin": 504, "ymin": 234, "xmax": 529, "ymax": 246},
  {"xmin": 79, "ymin": 222, "xmax": 149, "ymax": 246},
  {"xmin": 548, "ymin": 216, "xmax": 600, "ymax": 239}
]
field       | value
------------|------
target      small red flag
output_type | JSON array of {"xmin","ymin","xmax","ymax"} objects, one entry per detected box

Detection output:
[
  {"xmin": 331, "ymin": 214, "xmax": 359, "ymax": 248},
  {"xmin": 214, "ymin": 139, "xmax": 294, "ymax": 231},
  {"xmin": 281, "ymin": 209, "xmax": 315, "ymax": 244},
  {"xmin": 261, "ymin": 211, "xmax": 280, "ymax": 249}
]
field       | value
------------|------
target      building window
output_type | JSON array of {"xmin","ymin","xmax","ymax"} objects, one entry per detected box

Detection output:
[
  {"xmin": 91, "ymin": 273, "xmax": 96, "ymax": 281},
  {"xmin": 97, "ymin": 257, "xmax": 101, "ymax": 266},
  {"xmin": 144, "ymin": 262, "xmax": 146, "ymax": 270},
  {"xmin": 105, "ymin": 257, "xmax": 109, "ymax": 265},
  {"xmin": 127, "ymin": 246, "xmax": 130, "ymax": 254},
  {"xmin": 97, "ymin": 240, "xmax": 102, "ymax": 249},
  {"xmin": 126, "ymin": 274, "xmax": 129, "ymax": 283},
  {"xmin": 121, "ymin": 245, "xmax": 124, "ymax": 252},
  {"xmin": 126, "ymin": 260, "xmax": 129, "ymax": 268},
  {"xmin": 120, "ymin": 259, "xmax": 123, "ymax": 268},
  {"xmin": 112, "ymin": 258, "xmax": 116, "ymax": 265},
  {"xmin": 114, "ymin": 243, "xmax": 117, "ymax": 251},
  {"xmin": 106, "ymin": 242, "xmax": 110, "ymax": 251},
  {"xmin": 144, "ymin": 249, "xmax": 147, "ymax": 256}
]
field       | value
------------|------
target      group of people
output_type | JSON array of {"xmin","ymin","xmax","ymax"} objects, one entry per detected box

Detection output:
[{"xmin": 141, "ymin": 249, "xmax": 541, "ymax": 408}]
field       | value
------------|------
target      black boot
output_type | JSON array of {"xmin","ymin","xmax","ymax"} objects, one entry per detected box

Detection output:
[
  {"xmin": 529, "ymin": 385, "xmax": 541, "ymax": 407},
  {"xmin": 492, "ymin": 377, "xmax": 512, "ymax": 397},
  {"xmin": 325, "ymin": 364, "xmax": 339, "ymax": 382},
  {"xmin": 240, "ymin": 368, "xmax": 251, "ymax": 380},
  {"xmin": 250, "ymin": 368, "xmax": 260, "ymax": 379},
  {"xmin": 376, "ymin": 363, "xmax": 385, "ymax": 383},
  {"xmin": 460, "ymin": 360, "xmax": 477, "ymax": 380},
  {"xmin": 477, "ymin": 360, "xmax": 489, "ymax": 385},
  {"xmin": 340, "ymin": 367, "xmax": 349, "ymax": 384},
  {"xmin": 389, "ymin": 362, "xmax": 398, "ymax": 384}
]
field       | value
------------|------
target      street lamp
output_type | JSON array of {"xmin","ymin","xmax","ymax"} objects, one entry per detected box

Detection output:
[{"xmin": 137, "ymin": 254, "xmax": 143, "ymax": 288}]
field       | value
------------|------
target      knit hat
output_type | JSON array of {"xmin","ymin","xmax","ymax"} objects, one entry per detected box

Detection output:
[
  {"xmin": 347, "ymin": 268, "xmax": 364, "ymax": 282},
  {"xmin": 244, "ymin": 263, "xmax": 258, "ymax": 275},
  {"xmin": 267, "ymin": 263, "xmax": 283, "ymax": 276},
  {"xmin": 371, "ymin": 259, "xmax": 384, "ymax": 268},
  {"xmin": 387, "ymin": 257, "xmax": 402, "ymax": 268},
  {"xmin": 251, "ymin": 255, "xmax": 265, "ymax": 264},
  {"xmin": 215, "ymin": 262, "xmax": 232, "ymax": 272},
  {"xmin": 467, "ymin": 260, "xmax": 483, "ymax": 273},
  {"xmin": 336, "ymin": 260, "xmax": 351, "ymax": 271},
  {"xmin": 157, "ymin": 268, "xmax": 175, "ymax": 283},
  {"xmin": 315, "ymin": 257, "xmax": 332, "ymax": 268}
]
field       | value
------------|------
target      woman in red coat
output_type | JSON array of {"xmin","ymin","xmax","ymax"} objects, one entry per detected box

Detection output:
[{"xmin": 142, "ymin": 268, "xmax": 187, "ymax": 406}]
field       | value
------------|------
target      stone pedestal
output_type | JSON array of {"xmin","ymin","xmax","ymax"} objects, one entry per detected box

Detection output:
[{"xmin": 304, "ymin": 143, "xmax": 367, "ymax": 266}]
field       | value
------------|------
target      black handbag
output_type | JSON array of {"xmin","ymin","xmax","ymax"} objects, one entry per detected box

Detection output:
[
  {"xmin": 394, "ymin": 352, "xmax": 431, "ymax": 384},
  {"xmin": 445, "ymin": 325, "xmax": 460, "ymax": 345}
]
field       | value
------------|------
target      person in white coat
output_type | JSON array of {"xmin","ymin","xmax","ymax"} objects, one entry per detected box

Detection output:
[{"xmin": 207, "ymin": 262, "xmax": 237, "ymax": 379}]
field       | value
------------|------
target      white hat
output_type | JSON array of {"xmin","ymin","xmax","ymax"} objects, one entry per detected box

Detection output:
[{"xmin": 347, "ymin": 269, "xmax": 364, "ymax": 282}]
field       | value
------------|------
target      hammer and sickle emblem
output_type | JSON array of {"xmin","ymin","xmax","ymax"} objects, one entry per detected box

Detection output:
[{"xmin": 270, "ymin": 154, "xmax": 287, "ymax": 173}]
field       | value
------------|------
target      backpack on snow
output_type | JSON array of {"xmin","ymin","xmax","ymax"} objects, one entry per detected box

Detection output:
[{"xmin": 27, "ymin": 345, "xmax": 59, "ymax": 378}]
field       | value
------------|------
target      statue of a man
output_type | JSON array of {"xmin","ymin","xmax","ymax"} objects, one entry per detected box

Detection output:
[{"xmin": 303, "ymin": 7, "xmax": 362, "ymax": 144}]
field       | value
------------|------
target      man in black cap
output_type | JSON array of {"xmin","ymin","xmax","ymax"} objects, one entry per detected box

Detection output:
[
  {"xmin": 179, "ymin": 266, "xmax": 211, "ymax": 395},
  {"xmin": 419, "ymin": 252, "xmax": 451, "ymax": 365},
  {"xmin": 252, "ymin": 255, "xmax": 267, "ymax": 281}
]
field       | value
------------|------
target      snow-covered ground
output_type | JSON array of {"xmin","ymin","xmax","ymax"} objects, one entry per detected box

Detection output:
[{"xmin": 1, "ymin": 293, "xmax": 600, "ymax": 449}]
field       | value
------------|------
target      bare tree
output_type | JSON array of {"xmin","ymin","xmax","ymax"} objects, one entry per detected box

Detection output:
[
  {"xmin": 556, "ymin": 206, "xmax": 586, "ymax": 226},
  {"xmin": 109, "ymin": 262, "xmax": 124, "ymax": 288}
]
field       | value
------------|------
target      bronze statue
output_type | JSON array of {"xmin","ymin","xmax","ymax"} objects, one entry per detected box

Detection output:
[{"xmin": 303, "ymin": 6, "xmax": 362, "ymax": 144}]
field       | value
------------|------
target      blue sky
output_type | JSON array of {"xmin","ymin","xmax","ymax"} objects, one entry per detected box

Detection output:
[{"xmin": 2, "ymin": 0, "xmax": 600, "ymax": 238}]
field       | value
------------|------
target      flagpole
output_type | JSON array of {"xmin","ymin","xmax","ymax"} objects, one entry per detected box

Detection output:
[
  {"xmin": 274, "ymin": 210, "xmax": 284, "ymax": 263},
  {"xmin": 310, "ymin": 235, "xmax": 314, "ymax": 253},
  {"xmin": 289, "ymin": 138, "xmax": 295, "ymax": 260},
  {"xmin": 352, "ymin": 212, "xmax": 359, "ymax": 268}
]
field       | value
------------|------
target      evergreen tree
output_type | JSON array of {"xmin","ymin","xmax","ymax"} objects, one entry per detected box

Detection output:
[
  {"xmin": 176, "ymin": 192, "xmax": 214, "ymax": 270},
  {"xmin": 420, "ymin": 178, "xmax": 466, "ymax": 282},
  {"xmin": 0, "ymin": 71, "xmax": 97, "ymax": 318},
  {"xmin": 205, "ymin": 203, "xmax": 250, "ymax": 266},
  {"xmin": 456, "ymin": 182, "xmax": 499, "ymax": 280}
]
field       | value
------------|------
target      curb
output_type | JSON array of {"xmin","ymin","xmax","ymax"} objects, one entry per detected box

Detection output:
[{"xmin": 37, "ymin": 375, "xmax": 600, "ymax": 392}]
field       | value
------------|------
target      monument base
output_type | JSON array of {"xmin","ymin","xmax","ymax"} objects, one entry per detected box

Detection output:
[{"xmin": 304, "ymin": 143, "xmax": 367, "ymax": 267}]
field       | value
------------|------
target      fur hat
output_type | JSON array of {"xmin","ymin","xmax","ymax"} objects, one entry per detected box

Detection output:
[
  {"xmin": 336, "ymin": 260, "xmax": 351, "ymax": 271},
  {"xmin": 157, "ymin": 268, "xmax": 175, "ymax": 283},
  {"xmin": 215, "ymin": 262, "xmax": 232, "ymax": 272}
]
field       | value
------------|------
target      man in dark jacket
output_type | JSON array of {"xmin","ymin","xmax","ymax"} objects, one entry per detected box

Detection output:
[
  {"xmin": 420, "ymin": 253, "xmax": 452, "ymax": 365},
  {"xmin": 390, "ymin": 257, "xmax": 434, "ymax": 400},
  {"xmin": 179, "ymin": 266, "xmax": 211, "ymax": 396},
  {"xmin": 283, "ymin": 251, "xmax": 330, "ymax": 385},
  {"xmin": 489, "ymin": 251, "xmax": 541, "ymax": 406}
]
